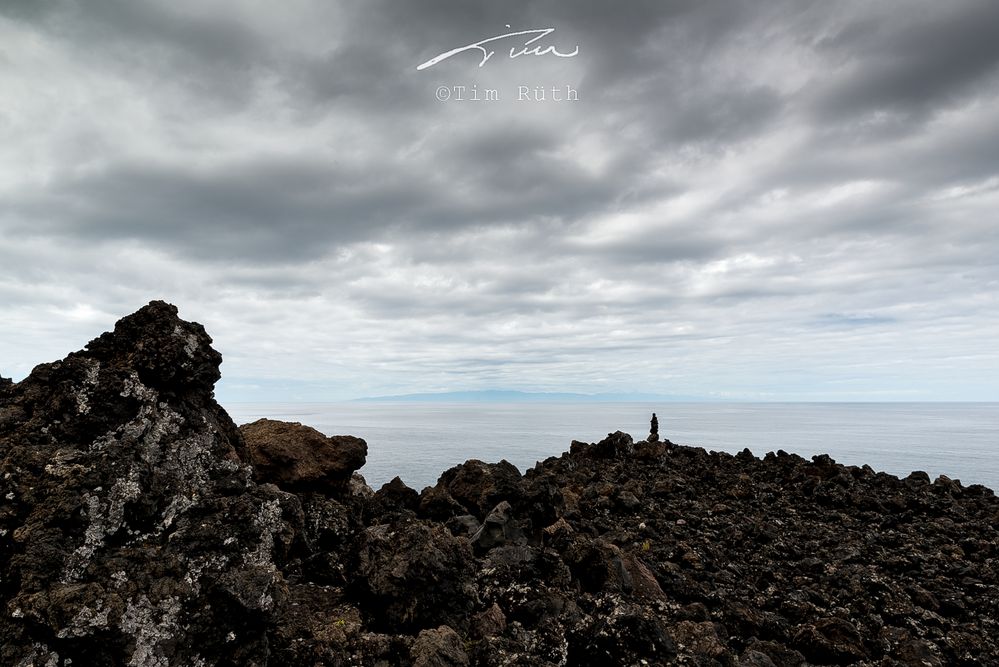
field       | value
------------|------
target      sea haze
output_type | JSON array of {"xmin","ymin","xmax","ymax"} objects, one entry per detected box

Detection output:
[{"xmin": 225, "ymin": 402, "xmax": 999, "ymax": 492}]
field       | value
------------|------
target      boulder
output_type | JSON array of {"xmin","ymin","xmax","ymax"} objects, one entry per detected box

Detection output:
[
  {"xmin": 793, "ymin": 616, "xmax": 868, "ymax": 664},
  {"xmin": 470, "ymin": 501, "xmax": 525, "ymax": 552},
  {"xmin": 411, "ymin": 625, "xmax": 469, "ymax": 667},
  {"xmin": 436, "ymin": 459, "xmax": 522, "ymax": 517},
  {"xmin": 568, "ymin": 601, "xmax": 676, "ymax": 665},
  {"xmin": 471, "ymin": 603, "xmax": 507, "ymax": 639},
  {"xmin": 356, "ymin": 521, "xmax": 476, "ymax": 632},
  {"xmin": 239, "ymin": 418, "xmax": 366, "ymax": 494},
  {"xmin": 418, "ymin": 485, "xmax": 467, "ymax": 521},
  {"xmin": 373, "ymin": 475, "xmax": 421, "ymax": 515},
  {"xmin": 592, "ymin": 431, "xmax": 634, "ymax": 458}
]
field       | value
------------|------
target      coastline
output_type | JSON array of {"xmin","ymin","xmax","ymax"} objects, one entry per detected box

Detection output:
[
  {"xmin": 225, "ymin": 400, "xmax": 999, "ymax": 492},
  {"xmin": 2, "ymin": 302, "xmax": 997, "ymax": 665}
]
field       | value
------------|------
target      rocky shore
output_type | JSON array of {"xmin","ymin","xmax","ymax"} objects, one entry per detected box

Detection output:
[{"xmin": 2, "ymin": 302, "xmax": 998, "ymax": 666}]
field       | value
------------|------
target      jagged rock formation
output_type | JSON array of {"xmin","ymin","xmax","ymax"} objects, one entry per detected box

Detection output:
[
  {"xmin": 2, "ymin": 301, "xmax": 999, "ymax": 665},
  {"xmin": 0, "ymin": 302, "xmax": 316, "ymax": 666}
]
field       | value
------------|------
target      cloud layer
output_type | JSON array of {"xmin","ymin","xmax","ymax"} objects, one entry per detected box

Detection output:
[{"xmin": 2, "ymin": 0, "xmax": 997, "ymax": 401}]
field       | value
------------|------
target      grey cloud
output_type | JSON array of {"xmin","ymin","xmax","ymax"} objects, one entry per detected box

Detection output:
[
  {"xmin": 10, "ymin": 147, "xmax": 624, "ymax": 262},
  {"xmin": 590, "ymin": 84, "xmax": 786, "ymax": 158},
  {"xmin": 561, "ymin": 227, "xmax": 726, "ymax": 266},
  {"xmin": 812, "ymin": 314, "xmax": 898, "ymax": 328},
  {"xmin": 1, "ymin": 0, "xmax": 278, "ymax": 110},
  {"xmin": 2, "ymin": 0, "xmax": 998, "ymax": 400},
  {"xmin": 12, "ymin": 160, "xmax": 398, "ymax": 260},
  {"xmin": 813, "ymin": 1, "xmax": 999, "ymax": 122}
]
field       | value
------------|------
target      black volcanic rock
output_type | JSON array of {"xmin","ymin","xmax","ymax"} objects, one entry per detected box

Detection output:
[
  {"xmin": 4, "ymin": 301, "xmax": 999, "ymax": 665},
  {"xmin": 355, "ymin": 520, "xmax": 477, "ymax": 632},
  {"xmin": 371, "ymin": 475, "xmax": 421, "ymax": 520},
  {"xmin": 437, "ymin": 458, "xmax": 523, "ymax": 518},
  {"xmin": 591, "ymin": 429, "xmax": 634, "ymax": 458},
  {"xmin": 0, "ymin": 301, "xmax": 299, "ymax": 665}
]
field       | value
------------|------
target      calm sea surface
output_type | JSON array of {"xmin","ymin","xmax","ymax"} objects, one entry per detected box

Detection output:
[{"xmin": 224, "ymin": 403, "xmax": 999, "ymax": 492}]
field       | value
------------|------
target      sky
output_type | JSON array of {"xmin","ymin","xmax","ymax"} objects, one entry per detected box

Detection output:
[{"xmin": 1, "ymin": 0, "xmax": 997, "ymax": 402}]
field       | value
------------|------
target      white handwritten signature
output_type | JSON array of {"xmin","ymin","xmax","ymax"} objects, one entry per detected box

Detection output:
[{"xmin": 417, "ymin": 25, "xmax": 579, "ymax": 71}]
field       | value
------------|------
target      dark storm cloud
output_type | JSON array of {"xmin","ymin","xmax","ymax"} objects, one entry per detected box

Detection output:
[
  {"xmin": 0, "ymin": 0, "xmax": 278, "ymax": 110},
  {"xmin": 2, "ymin": 0, "xmax": 999, "ymax": 399},
  {"xmin": 8, "ymin": 144, "xmax": 625, "ymax": 261},
  {"xmin": 11, "ymin": 159, "xmax": 424, "ymax": 260},
  {"xmin": 3, "ymin": 0, "xmax": 961, "ymax": 262},
  {"xmin": 813, "ymin": 1, "xmax": 999, "ymax": 122}
]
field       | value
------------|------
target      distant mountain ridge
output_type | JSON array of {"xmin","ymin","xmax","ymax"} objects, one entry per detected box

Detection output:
[{"xmin": 353, "ymin": 389, "xmax": 708, "ymax": 403}]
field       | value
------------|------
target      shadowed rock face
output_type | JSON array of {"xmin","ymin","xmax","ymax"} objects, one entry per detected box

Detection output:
[
  {"xmin": 0, "ymin": 301, "xmax": 306, "ymax": 666},
  {"xmin": 4, "ymin": 302, "xmax": 999, "ymax": 666}
]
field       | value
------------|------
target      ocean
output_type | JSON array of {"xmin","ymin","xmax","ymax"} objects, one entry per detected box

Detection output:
[{"xmin": 224, "ymin": 402, "xmax": 999, "ymax": 492}]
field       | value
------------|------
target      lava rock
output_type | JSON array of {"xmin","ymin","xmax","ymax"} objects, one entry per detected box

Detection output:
[
  {"xmin": 470, "ymin": 501, "xmax": 525, "ymax": 552},
  {"xmin": 5, "ymin": 300, "xmax": 999, "ymax": 666},
  {"xmin": 0, "ymin": 301, "xmax": 298, "ymax": 666},
  {"xmin": 376, "ymin": 476, "xmax": 420, "ymax": 511},
  {"xmin": 591, "ymin": 430, "xmax": 634, "ymax": 458},
  {"xmin": 418, "ymin": 485, "xmax": 468, "ymax": 521},
  {"xmin": 356, "ymin": 521, "xmax": 477, "ymax": 632},
  {"xmin": 471, "ymin": 603, "xmax": 507, "ymax": 639},
  {"xmin": 411, "ymin": 625, "xmax": 469, "ymax": 667},
  {"xmin": 568, "ymin": 601, "xmax": 676, "ymax": 665},
  {"xmin": 445, "ymin": 514, "xmax": 481, "ymax": 538},
  {"xmin": 437, "ymin": 459, "xmax": 523, "ymax": 517},
  {"xmin": 793, "ymin": 616, "xmax": 868, "ymax": 664},
  {"xmin": 240, "ymin": 418, "xmax": 366, "ymax": 494}
]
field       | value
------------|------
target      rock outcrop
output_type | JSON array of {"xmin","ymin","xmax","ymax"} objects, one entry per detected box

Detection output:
[
  {"xmin": 0, "ymin": 301, "xmax": 302, "ymax": 666},
  {"xmin": 3, "ymin": 301, "xmax": 999, "ymax": 665},
  {"xmin": 240, "ymin": 418, "xmax": 367, "ymax": 494}
]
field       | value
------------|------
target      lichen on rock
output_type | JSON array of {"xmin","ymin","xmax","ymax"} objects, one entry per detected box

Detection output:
[{"xmin": 0, "ymin": 302, "xmax": 298, "ymax": 666}]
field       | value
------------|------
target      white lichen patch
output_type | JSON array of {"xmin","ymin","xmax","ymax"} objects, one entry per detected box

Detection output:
[
  {"xmin": 160, "ymin": 495, "xmax": 194, "ymax": 531},
  {"xmin": 61, "ymin": 494, "xmax": 103, "ymax": 582},
  {"xmin": 56, "ymin": 599, "xmax": 112, "ymax": 639},
  {"xmin": 248, "ymin": 499, "xmax": 284, "ymax": 566},
  {"xmin": 62, "ymin": 469, "xmax": 143, "ymax": 582},
  {"xmin": 74, "ymin": 359, "xmax": 101, "ymax": 415},
  {"xmin": 159, "ymin": 431, "xmax": 214, "ymax": 495},
  {"xmin": 120, "ymin": 374, "xmax": 157, "ymax": 402},
  {"xmin": 172, "ymin": 324, "xmax": 200, "ymax": 358},
  {"xmin": 182, "ymin": 552, "xmax": 231, "ymax": 595},
  {"xmin": 107, "ymin": 470, "xmax": 142, "ymax": 529},
  {"xmin": 91, "ymin": 379, "xmax": 183, "ymax": 459},
  {"xmin": 15, "ymin": 643, "xmax": 60, "ymax": 667},
  {"xmin": 120, "ymin": 595, "xmax": 182, "ymax": 667}
]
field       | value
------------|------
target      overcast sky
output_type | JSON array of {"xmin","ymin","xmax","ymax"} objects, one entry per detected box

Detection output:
[{"xmin": 1, "ymin": 0, "xmax": 997, "ymax": 402}]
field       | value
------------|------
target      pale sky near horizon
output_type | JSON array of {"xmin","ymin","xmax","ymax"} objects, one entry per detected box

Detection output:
[{"xmin": 1, "ymin": 1, "xmax": 998, "ymax": 402}]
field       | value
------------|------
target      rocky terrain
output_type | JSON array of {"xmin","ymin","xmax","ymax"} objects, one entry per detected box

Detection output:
[{"xmin": 2, "ymin": 301, "xmax": 998, "ymax": 666}]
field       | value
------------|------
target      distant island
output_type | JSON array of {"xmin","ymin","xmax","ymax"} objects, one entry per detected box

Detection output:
[{"xmin": 354, "ymin": 389, "xmax": 711, "ymax": 403}]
